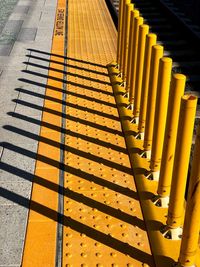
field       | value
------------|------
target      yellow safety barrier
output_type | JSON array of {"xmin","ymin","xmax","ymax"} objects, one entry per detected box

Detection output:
[
  {"xmin": 164, "ymin": 95, "xmax": 197, "ymax": 240},
  {"xmin": 132, "ymin": 24, "xmax": 149, "ymax": 124},
  {"xmin": 108, "ymin": 0, "xmax": 130, "ymax": 84},
  {"xmin": 142, "ymin": 45, "xmax": 164, "ymax": 159},
  {"xmin": 120, "ymin": 0, "xmax": 131, "ymax": 73},
  {"xmin": 117, "ymin": 0, "xmax": 124, "ymax": 64},
  {"xmin": 128, "ymin": 16, "xmax": 144, "ymax": 109},
  {"xmin": 122, "ymin": 3, "xmax": 134, "ymax": 81},
  {"xmin": 149, "ymin": 57, "xmax": 172, "ymax": 181},
  {"xmin": 178, "ymin": 123, "xmax": 200, "ymax": 267},
  {"xmin": 108, "ymin": 1, "xmax": 200, "ymax": 264},
  {"xmin": 155, "ymin": 74, "xmax": 186, "ymax": 207},
  {"xmin": 125, "ymin": 9, "xmax": 140, "ymax": 96},
  {"xmin": 137, "ymin": 33, "xmax": 157, "ymax": 139}
]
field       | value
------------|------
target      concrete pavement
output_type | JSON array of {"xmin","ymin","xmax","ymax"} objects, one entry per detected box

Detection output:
[{"xmin": 0, "ymin": 0, "xmax": 58, "ymax": 265}]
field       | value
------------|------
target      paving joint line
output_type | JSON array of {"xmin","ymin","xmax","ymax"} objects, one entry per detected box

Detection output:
[{"xmin": 55, "ymin": 0, "xmax": 68, "ymax": 266}]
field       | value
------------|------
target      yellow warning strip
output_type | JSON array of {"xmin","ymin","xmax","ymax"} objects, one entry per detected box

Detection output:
[
  {"xmin": 22, "ymin": 0, "xmax": 66, "ymax": 266},
  {"xmin": 62, "ymin": 0, "xmax": 154, "ymax": 266}
]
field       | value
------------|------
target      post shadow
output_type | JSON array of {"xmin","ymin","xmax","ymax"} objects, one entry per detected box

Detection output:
[
  {"xmin": 25, "ymin": 54, "xmax": 108, "ymax": 76},
  {"xmin": 12, "ymin": 98, "xmax": 123, "ymax": 136},
  {"xmin": 15, "ymin": 86, "xmax": 117, "ymax": 108},
  {"xmin": 27, "ymin": 48, "xmax": 108, "ymax": 68},
  {"xmin": 23, "ymin": 61, "xmax": 111, "ymax": 85},
  {"xmin": 0, "ymin": 186, "xmax": 155, "ymax": 266},
  {"xmin": 1, "ymin": 141, "xmax": 135, "ymax": 199},
  {"xmin": 14, "ymin": 88, "xmax": 119, "ymax": 121},
  {"xmin": 0, "ymin": 157, "xmax": 142, "ymax": 228}
]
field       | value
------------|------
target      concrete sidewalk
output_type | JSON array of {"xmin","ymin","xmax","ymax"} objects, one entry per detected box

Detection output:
[{"xmin": 0, "ymin": 0, "xmax": 57, "ymax": 265}]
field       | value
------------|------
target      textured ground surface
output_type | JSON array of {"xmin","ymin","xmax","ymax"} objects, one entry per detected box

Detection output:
[
  {"xmin": 0, "ymin": 0, "xmax": 57, "ymax": 265},
  {"xmin": 0, "ymin": 0, "xmax": 19, "ymax": 34}
]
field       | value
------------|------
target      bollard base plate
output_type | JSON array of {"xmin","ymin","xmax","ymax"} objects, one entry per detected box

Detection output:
[
  {"xmin": 161, "ymin": 225, "xmax": 182, "ymax": 240},
  {"xmin": 140, "ymin": 150, "xmax": 151, "ymax": 159},
  {"xmin": 173, "ymin": 262, "xmax": 196, "ymax": 267},
  {"xmin": 135, "ymin": 132, "xmax": 144, "ymax": 140},
  {"xmin": 152, "ymin": 195, "xmax": 169, "ymax": 208},
  {"xmin": 146, "ymin": 171, "xmax": 160, "ymax": 181},
  {"xmin": 127, "ymin": 103, "xmax": 134, "ymax": 111},
  {"xmin": 131, "ymin": 116, "xmax": 139, "ymax": 125}
]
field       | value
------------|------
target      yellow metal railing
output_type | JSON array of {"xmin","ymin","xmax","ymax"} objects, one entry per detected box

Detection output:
[{"xmin": 107, "ymin": 0, "xmax": 200, "ymax": 266}]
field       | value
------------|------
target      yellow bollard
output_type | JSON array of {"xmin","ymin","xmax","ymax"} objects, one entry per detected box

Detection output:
[
  {"xmin": 149, "ymin": 57, "xmax": 172, "ymax": 181},
  {"xmin": 178, "ymin": 123, "xmax": 200, "ymax": 267},
  {"xmin": 117, "ymin": 0, "xmax": 124, "ymax": 64},
  {"xmin": 187, "ymin": 122, "xmax": 200, "ymax": 200},
  {"xmin": 133, "ymin": 24, "xmax": 149, "ymax": 124},
  {"xmin": 164, "ymin": 95, "xmax": 197, "ymax": 240},
  {"xmin": 125, "ymin": 9, "xmax": 140, "ymax": 96},
  {"xmin": 155, "ymin": 74, "xmax": 186, "ymax": 207},
  {"xmin": 120, "ymin": 0, "xmax": 131, "ymax": 74},
  {"xmin": 138, "ymin": 33, "xmax": 157, "ymax": 139},
  {"xmin": 122, "ymin": 3, "xmax": 134, "ymax": 81},
  {"xmin": 128, "ymin": 16, "xmax": 144, "ymax": 109},
  {"xmin": 142, "ymin": 45, "xmax": 164, "ymax": 159}
]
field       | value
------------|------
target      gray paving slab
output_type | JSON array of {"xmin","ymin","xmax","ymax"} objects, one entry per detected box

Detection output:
[
  {"xmin": 0, "ymin": 71, "xmax": 24, "ymax": 88},
  {"xmin": 0, "ymin": 164, "xmax": 34, "ymax": 183},
  {"xmin": 0, "ymin": 20, "xmax": 23, "ymax": 43},
  {"xmin": 0, "ymin": 0, "xmax": 58, "ymax": 264},
  {"xmin": 0, "ymin": 105, "xmax": 16, "ymax": 117},
  {"xmin": 10, "ymin": 41, "xmax": 52, "ymax": 56},
  {"xmin": 35, "ymin": 27, "xmax": 54, "ymax": 40},
  {"xmin": 18, "ymin": 0, "xmax": 32, "ymax": 5},
  {"xmin": 0, "ymin": 116, "xmax": 41, "ymax": 144},
  {"xmin": 9, "ymin": 41, "xmax": 32, "ymax": 55},
  {"xmin": 1, "ymin": 144, "xmax": 37, "ymax": 173},
  {"xmin": 0, "ymin": 0, "xmax": 19, "ymax": 35},
  {"xmin": 13, "ymin": 5, "xmax": 30, "ymax": 14},
  {"xmin": 44, "ymin": 0, "xmax": 57, "ymax": 7},
  {"xmin": 0, "ymin": 55, "xmax": 27, "ymax": 66},
  {"xmin": 18, "ymin": 71, "xmax": 49, "ymax": 86},
  {"xmin": 0, "ymin": 20, "xmax": 24, "ymax": 55},
  {"xmin": 0, "ymin": 181, "xmax": 32, "ymax": 205},
  {"xmin": 9, "ymin": 11, "xmax": 28, "ymax": 20},
  {"xmin": 0, "ymin": 205, "xmax": 29, "ymax": 266},
  {"xmin": 0, "ymin": 43, "xmax": 14, "ymax": 56},
  {"xmin": 17, "ymin": 27, "xmax": 37, "ymax": 42},
  {"xmin": 14, "ymin": 102, "xmax": 43, "ymax": 117}
]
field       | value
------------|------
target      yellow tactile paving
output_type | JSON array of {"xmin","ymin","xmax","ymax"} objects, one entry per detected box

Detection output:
[
  {"xmin": 22, "ymin": 0, "xmax": 66, "ymax": 266},
  {"xmin": 63, "ymin": 0, "xmax": 154, "ymax": 266}
]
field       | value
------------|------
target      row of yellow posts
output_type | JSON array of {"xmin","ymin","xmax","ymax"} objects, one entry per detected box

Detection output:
[{"xmin": 107, "ymin": 0, "xmax": 200, "ymax": 266}]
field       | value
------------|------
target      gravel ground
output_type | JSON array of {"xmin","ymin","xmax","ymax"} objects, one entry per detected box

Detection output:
[{"xmin": 0, "ymin": 0, "xmax": 19, "ymax": 34}]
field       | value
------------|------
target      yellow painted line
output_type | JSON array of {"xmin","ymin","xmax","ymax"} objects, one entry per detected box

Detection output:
[
  {"xmin": 22, "ymin": 0, "xmax": 66, "ymax": 266},
  {"xmin": 63, "ymin": 0, "xmax": 154, "ymax": 266}
]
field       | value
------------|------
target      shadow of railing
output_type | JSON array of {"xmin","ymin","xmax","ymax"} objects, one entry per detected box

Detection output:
[{"xmin": 0, "ymin": 48, "xmax": 157, "ymax": 266}]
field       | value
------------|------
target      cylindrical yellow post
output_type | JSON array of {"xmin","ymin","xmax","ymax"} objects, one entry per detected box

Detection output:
[
  {"xmin": 187, "ymin": 122, "xmax": 200, "ymax": 200},
  {"xmin": 156, "ymin": 74, "xmax": 186, "ymax": 207},
  {"xmin": 122, "ymin": 3, "xmax": 134, "ymax": 81},
  {"xmin": 149, "ymin": 57, "xmax": 172, "ymax": 181},
  {"xmin": 143, "ymin": 45, "xmax": 163, "ymax": 159},
  {"xmin": 178, "ymin": 123, "xmax": 200, "ymax": 266},
  {"xmin": 117, "ymin": 0, "xmax": 124, "ymax": 64},
  {"xmin": 166, "ymin": 95, "xmax": 197, "ymax": 237},
  {"xmin": 120, "ymin": 0, "xmax": 131, "ymax": 73},
  {"xmin": 133, "ymin": 24, "xmax": 149, "ymax": 124},
  {"xmin": 125, "ymin": 9, "xmax": 140, "ymax": 95},
  {"xmin": 128, "ymin": 16, "xmax": 144, "ymax": 109},
  {"xmin": 138, "ymin": 34, "xmax": 157, "ymax": 139}
]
